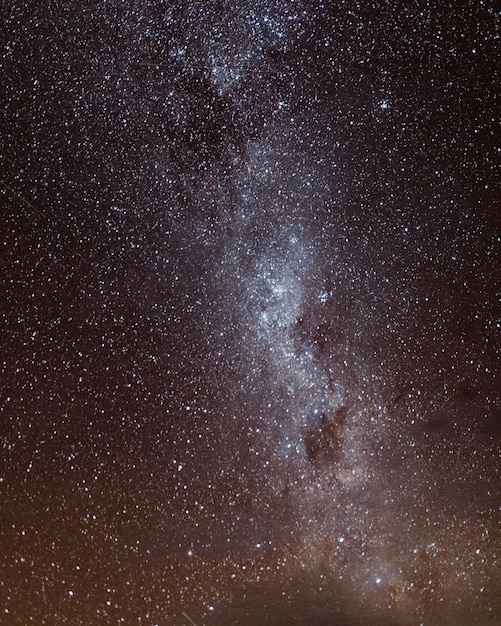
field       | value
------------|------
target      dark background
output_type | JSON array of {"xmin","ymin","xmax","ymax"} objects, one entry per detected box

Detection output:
[{"xmin": 1, "ymin": 1, "xmax": 500, "ymax": 624}]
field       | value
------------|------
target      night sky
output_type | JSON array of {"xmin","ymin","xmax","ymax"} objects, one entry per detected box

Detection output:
[{"xmin": 1, "ymin": 1, "xmax": 500, "ymax": 624}]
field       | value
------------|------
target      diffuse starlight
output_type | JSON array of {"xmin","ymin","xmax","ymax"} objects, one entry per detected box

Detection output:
[{"xmin": 1, "ymin": 1, "xmax": 499, "ymax": 624}]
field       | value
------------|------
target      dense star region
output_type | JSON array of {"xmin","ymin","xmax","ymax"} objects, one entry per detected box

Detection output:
[{"xmin": 1, "ymin": 1, "xmax": 500, "ymax": 624}]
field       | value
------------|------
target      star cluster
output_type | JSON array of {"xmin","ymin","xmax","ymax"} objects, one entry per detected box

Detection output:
[{"xmin": 1, "ymin": 1, "xmax": 500, "ymax": 624}]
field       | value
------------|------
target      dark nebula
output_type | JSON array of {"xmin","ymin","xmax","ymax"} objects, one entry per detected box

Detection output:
[
  {"xmin": 304, "ymin": 407, "xmax": 348, "ymax": 466},
  {"xmin": 1, "ymin": 1, "xmax": 500, "ymax": 624}
]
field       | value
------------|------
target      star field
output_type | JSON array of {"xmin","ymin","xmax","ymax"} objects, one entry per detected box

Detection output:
[{"xmin": 1, "ymin": 1, "xmax": 500, "ymax": 624}]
